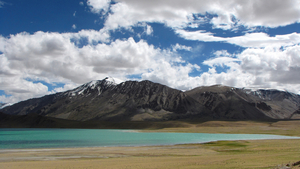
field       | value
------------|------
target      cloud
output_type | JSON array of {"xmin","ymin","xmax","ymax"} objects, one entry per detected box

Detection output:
[
  {"xmin": 0, "ymin": 35, "xmax": 5, "ymax": 51},
  {"xmin": 172, "ymin": 43, "xmax": 192, "ymax": 52},
  {"xmin": 0, "ymin": 1, "xmax": 4, "ymax": 8},
  {"xmin": 0, "ymin": 30, "xmax": 200, "ymax": 103},
  {"xmin": 140, "ymin": 44, "xmax": 300, "ymax": 94},
  {"xmin": 87, "ymin": 0, "xmax": 300, "ymax": 30},
  {"xmin": 226, "ymin": 32, "xmax": 300, "ymax": 48},
  {"xmin": 103, "ymin": 0, "xmax": 193, "ymax": 29},
  {"xmin": 175, "ymin": 29, "xmax": 224, "ymax": 42},
  {"xmin": 174, "ymin": 29, "xmax": 300, "ymax": 90},
  {"xmin": 0, "ymin": 77, "xmax": 49, "ymax": 103},
  {"xmin": 199, "ymin": 45, "xmax": 300, "ymax": 93},
  {"xmin": 176, "ymin": 30, "xmax": 300, "ymax": 48},
  {"xmin": 238, "ymin": 45, "xmax": 300, "ymax": 79},
  {"xmin": 2, "ymin": 29, "xmax": 300, "ymax": 103},
  {"xmin": 230, "ymin": 0, "xmax": 300, "ymax": 28},
  {"xmin": 2, "ymin": 0, "xmax": 300, "ymax": 104},
  {"xmin": 203, "ymin": 57, "xmax": 239, "ymax": 68},
  {"xmin": 87, "ymin": 0, "xmax": 111, "ymax": 14},
  {"xmin": 2, "ymin": 31, "xmax": 157, "ymax": 83},
  {"xmin": 49, "ymin": 83, "xmax": 79, "ymax": 94},
  {"xmin": 72, "ymin": 24, "xmax": 76, "ymax": 29},
  {"xmin": 68, "ymin": 28, "xmax": 110, "ymax": 44},
  {"xmin": 145, "ymin": 24, "xmax": 153, "ymax": 36},
  {"xmin": 141, "ymin": 61, "xmax": 201, "ymax": 90}
]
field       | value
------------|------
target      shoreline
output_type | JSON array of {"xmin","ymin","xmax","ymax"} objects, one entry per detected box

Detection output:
[
  {"xmin": 1, "ymin": 139, "xmax": 300, "ymax": 169},
  {"xmin": 1, "ymin": 135, "xmax": 300, "ymax": 151},
  {"xmin": 1, "ymin": 136, "xmax": 299, "ymax": 151}
]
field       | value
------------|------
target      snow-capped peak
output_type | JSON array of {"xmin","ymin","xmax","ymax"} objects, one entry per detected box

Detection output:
[
  {"xmin": 104, "ymin": 77, "xmax": 115, "ymax": 84},
  {"xmin": 104, "ymin": 76, "xmax": 123, "ymax": 84},
  {"xmin": 66, "ymin": 77, "xmax": 122, "ymax": 97},
  {"xmin": 0, "ymin": 103, "xmax": 12, "ymax": 109}
]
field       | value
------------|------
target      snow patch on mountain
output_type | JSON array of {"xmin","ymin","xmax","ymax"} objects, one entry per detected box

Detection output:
[
  {"xmin": 0, "ymin": 103, "xmax": 12, "ymax": 109},
  {"xmin": 65, "ymin": 77, "xmax": 121, "ymax": 97},
  {"xmin": 241, "ymin": 87, "xmax": 300, "ymax": 102}
]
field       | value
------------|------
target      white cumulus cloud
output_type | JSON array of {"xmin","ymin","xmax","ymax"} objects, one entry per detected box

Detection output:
[
  {"xmin": 87, "ymin": 0, "xmax": 111, "ymax": 14},
  {"xmin": 0, "ymin": 30, "xmax": 200, "ymax": 103},
  {"xmin": 176, "ymin": 30, "xmax": 300, "ymax": 48},
  {"xmin": 172, "ymin": 43, "xmax": 192, "ymax": 52},
  {"xmin": 200, "ymin": 45, "xmax": 300, "ymax": 93},
  {"xmin": 87, "ymin": 0, "xmax": 300, "ymax": 30}
]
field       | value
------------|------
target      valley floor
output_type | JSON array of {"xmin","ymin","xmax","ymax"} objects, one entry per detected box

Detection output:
[{"xmin": 1, "ymin": 120, "xmax": 300, "ymax": 169}]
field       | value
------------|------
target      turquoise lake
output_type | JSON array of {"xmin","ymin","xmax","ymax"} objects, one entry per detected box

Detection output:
[{"xmin": 0, "ymin": 128, "xmax": 298, "ymax": 149}]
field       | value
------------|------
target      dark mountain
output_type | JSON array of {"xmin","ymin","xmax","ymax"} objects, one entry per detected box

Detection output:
[
  {"xmin": 1, "ymin": 78, "xmax": 300, "ymax": 125},
  {"xmin": 0, "ymin": 112, "xmax": 194, "ymax": 129},
  {"xmin": 242, "ymin": 89, "xmax": 300, "ymax": 119},
  {"xmin": 185, "ymin": 85, "xmax": 269, "ymax": 120},
  {"xmin": 0, "ymin": 77, "xmax": 212, "ymax": 122},
  {"xmin": 185, "ymin": 85, "xmax": 300, "ymax": 120},
  {"xmin": 0, "ymin": 111, "xmax": 78, "ymax": 128}
]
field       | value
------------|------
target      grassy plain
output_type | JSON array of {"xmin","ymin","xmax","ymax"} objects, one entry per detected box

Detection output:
[{"xmin": 1, "ymin": 120, "xmax": 300, "ymax": 169}]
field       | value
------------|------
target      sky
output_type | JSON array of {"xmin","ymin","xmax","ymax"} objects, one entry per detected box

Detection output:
[{"xmin": 0, "ymin": 0, "xmax": 300, "ymax": 104}]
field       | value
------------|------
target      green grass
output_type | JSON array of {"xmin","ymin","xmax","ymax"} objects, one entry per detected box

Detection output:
[
  {"xmin": 203, "ymin": 141, "xmax": 249, "ymax": 153},
  {"xmin": 204, "ymin": 140, "xmax": 248, "ymax": 147}
]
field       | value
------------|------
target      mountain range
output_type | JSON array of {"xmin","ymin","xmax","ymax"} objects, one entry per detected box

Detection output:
[{"xmin": 1, "ymin": 77, "xmax": 300, "ymax": 128}]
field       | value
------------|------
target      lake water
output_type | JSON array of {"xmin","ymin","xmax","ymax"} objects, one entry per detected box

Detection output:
[{"xmin": 0, "ymin": 128, "xmax": 298, "ymax": 149}]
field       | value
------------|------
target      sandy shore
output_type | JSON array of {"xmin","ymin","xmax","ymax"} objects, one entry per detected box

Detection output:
[{"xmin": 1, "ymin": 139, "xmax": 300, "ymax": 169}]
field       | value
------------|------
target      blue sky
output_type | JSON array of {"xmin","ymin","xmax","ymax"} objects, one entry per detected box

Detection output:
[{"xmin": 0, "ymin": 0, "xmax": 300, "ymax": 104}]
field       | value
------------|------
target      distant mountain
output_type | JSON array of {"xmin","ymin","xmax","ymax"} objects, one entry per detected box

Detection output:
[
  {"xmin": 1, "ymin": 77, "xmax": 300, "ymax": 124},
  {"xmin": 185, "ymin": 85, "xmax": 300, "ymax": 120}
]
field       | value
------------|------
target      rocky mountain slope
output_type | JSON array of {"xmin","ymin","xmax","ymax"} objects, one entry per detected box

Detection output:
[
  {"xmin": 1, "ymin": 77, "xmax": 300, "ymax": 122},
  {"xmin": 185, "ymin": 85, "xmax": 300, "ymax": 120}
]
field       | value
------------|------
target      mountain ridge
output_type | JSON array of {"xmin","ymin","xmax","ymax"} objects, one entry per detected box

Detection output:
[{"xmin": 1, "ymin": 77, "xmax": 300, "ymax": 123}]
